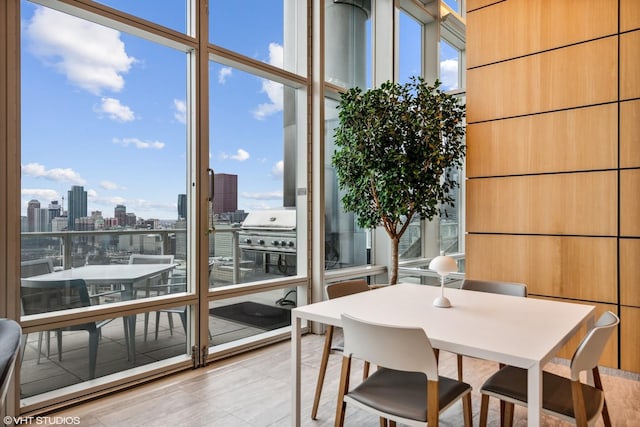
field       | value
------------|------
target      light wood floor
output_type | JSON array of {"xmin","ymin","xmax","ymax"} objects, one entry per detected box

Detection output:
[{"xmin": 34, "ymin": 333, "xmax": 640, "ymax": 426}]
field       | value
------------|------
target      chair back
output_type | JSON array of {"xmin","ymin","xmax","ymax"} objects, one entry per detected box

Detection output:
[
  {"xmin": 0, "ymin": 319, "xmax": 21, "ymax": 411},
  {"xmin": 21, "ymin": 278, "xmax": 92, "ymax": 316},
  {"xmin": 326, "ymin": 279, "xmax": 369, "ymax": 300},
  {"xmin": 570, "ymin": 311, "xmax": 619, "ymax": 381},
  {"xmin": 20, "ymin": 259, "xmax": 54, "ymax": 278},
  {"xmin": 341, "ymin": 314, "xmax": 439, "ymax": 380},
  {"xmin": 461, "ymin": 278, "xmax": 527, "ymax": 297},
  {"xmin": 129, "ymin": 254, "xmax": 174, "ymax": 265}
]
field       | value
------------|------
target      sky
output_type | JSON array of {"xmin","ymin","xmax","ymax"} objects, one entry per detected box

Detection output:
[{"xmin": 20, "ymin": 0, "xmax": 461, "ymax": 221}]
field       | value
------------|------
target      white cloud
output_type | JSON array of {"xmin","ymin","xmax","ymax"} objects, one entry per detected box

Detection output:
[
  {"xmin": 221, "ymin": 149, "xmax": 250, "ymax": 162},
  {"xmin": 22, "ymin": 188, "xmax": 61, "ymax": 203},
  {"xmin": 95, "ymin": 97, "xmax": 135, "ymax": 122},
  {"xmin": 173, "ymin": 99, "xmax": 186, "ymax": 124},
  {"xmin": 241, "ymin": 191, "xmax": 283, "ymax": 200},
  {"xmin": 439, "ymin": 59, "xmax": 459, "ymax": 91},
  {"xmin": 100, "ymin": 180, "xmax": 125, "ymax": 191},
  {"xmin": 252, "ymin": 43, "xmax": 284, "ymax": 120},
  {"xmin": 218, "ymin": 67, "xmax": 232, "ymax": 84},
  {"xmin": 87, "ymin": 189, "xmax": 98, "ymax": 199},
  {"xmin": 25, "ymin": 7, "xmax": 136, "ymax": 95},
  {"xmin": 271, "ymin": 160, "xmax": 284, "ymax": 179},
  {"xmin": 22, "ymin": 162, "xmax": 86, "ymax": 184},
  {"xmin": 112, "ymin": 137, "xmax": 165, "ymax": 149}
]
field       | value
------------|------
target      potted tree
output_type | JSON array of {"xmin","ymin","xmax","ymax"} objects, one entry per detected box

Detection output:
[{"xmin": 332, "ymin": 76, "xmax": 466, "ymax": 285}]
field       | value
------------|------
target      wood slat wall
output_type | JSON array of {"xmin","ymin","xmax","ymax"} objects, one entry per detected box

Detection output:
[{"xmin": 466, "ymin": 0, "xmax": 640, "ymax": 371}]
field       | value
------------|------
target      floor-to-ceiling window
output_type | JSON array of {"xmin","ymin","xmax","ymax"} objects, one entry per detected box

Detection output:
[
  {"xmin": 2, "ymin": 0, "xmax": 462, "ymax": 415},
  {"xmin": 323, "ymin": 0, "xmax": 372, "ymax": 272}
]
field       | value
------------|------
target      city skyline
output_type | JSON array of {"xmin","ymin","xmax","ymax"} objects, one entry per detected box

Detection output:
[{"xmin": 19, "ymin": 1, "xmax": 461, "ymax": 220}]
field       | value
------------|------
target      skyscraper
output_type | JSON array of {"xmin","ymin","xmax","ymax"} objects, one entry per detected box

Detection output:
[
  {"xmin": 115, "ymin": 204, "xmax": 127, "ymax": 227},
  {"xmin": 67, "ymin": 185, "xmax": 87, "ymax": 231},
  {"xmin": 27, "ymin": 199, "xmax": 40, "ymax": 232},
  {"xmin": 213, "ymin": 173, "xmax": 237, "ymax": 215},
  {"xmin": 177, "ymin": 194, "xmax": 187, "ymax": 220}
]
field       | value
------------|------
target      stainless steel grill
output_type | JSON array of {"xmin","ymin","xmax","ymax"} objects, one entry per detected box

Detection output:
[{"xmin": 238, "ymin": 209, "xmax": 296, "ymax": 275}]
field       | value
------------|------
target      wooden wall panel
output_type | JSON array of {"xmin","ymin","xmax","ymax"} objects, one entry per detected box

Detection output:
[
  {"xmin": 467, "ymin": 0, "xmax": 502, "ymax": 13},
  {"xmin": 467, "ymin": 37, "xmax": 618, "ymax": 123},
  {"xmin": 621, "ymin": 169, "xmax": 640, "ymax": 236},
  {"xmin": 621, "ymin": 0, "xmax": 640, "ymax": 32},
  {"xmin": 466, "ymin": 234, "xmax": 618, "ymax": 303},
  {"xmin": 621, "ymin": 100, "xmax": 640, "ymax": 168},
  {"xmin": 466, "ymin": 172, "xmax": 617, "ymax": 235},
  {"xmin": 621, "ymin": 31, "xmax": 640, "ymax": 101},
  {"xmin": 534, "ymin": 299, "xmax": 619, "ymax": 368},
  {"xmin": 621, "ymin": 306, "xmax": 640, "ymax": 372},
  {"xmin": 620, "ymin": 239, "xmax": 640, "ymax": 307},
  {"xmin": 466, "ymin": 104, "xmax": 617, "ymax": 177},
  {"xmin": 467, "ymin": 0, "xmax": 617, "ymax": 68}
]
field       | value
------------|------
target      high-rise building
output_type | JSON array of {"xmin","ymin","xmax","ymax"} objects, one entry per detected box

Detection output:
[
  {"xmin": 177, "ymin": 194, "xmax": 187, "ymax": 220},
  {"xmin": 213, "ymin": 173, "xmax": 237, "ymax": 215},
  {"xmin": 114, "ymin": 205, "xmax": 126, "ymax": 227},
  {"xmin": 48, "ymin": 201, "xmax": 62, "ymax": 221},
  {"xmin": 67, "ymin": 186, "xmax": 87, "ymax": 231},
  {"xmin": 126, "ymin": 213, "xmax": 137, "ymax": 227},
  {"xmin": 27, "ymin": 199, "xmax": 40, "ymax": 231}
]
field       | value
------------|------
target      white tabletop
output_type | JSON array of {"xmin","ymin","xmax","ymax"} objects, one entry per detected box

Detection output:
[
  {"xmin": 24, "ymin": 264, "xmax": 176, "ymax": 283},
  {"xmin": 290, "ymin": 283, "xmax": 595, "ymax": 426}
]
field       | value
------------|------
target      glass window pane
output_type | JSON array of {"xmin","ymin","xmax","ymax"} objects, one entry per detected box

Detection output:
[
  {"xmin": 208, "ymin": 62, "xmax": 304, "ymax": 287},
  {"xmin": 210, "ymin": 0, "xmax": 303, "ymax": 75},
  {"xmin": 209, "ymin": 288, "xmax": 298, "ymax": 346},
  {"xmin": 440, "ymin": 39, "xmax": 460, "ymax": 90},
  {"xmin": 324, "ymin": 0, "xmax": 371, "ymax": 89},
  {"xmin": 324, "ymin": 98, "xmax": 370, "ymax": 270},
  {"xmin": 398, "ymin": 10, "xmax": 422, "ymax": 85},
  {"xmin": 20, "ymin": 2, "xmax": 191, "ymax": 394},
  {"xmin": 91, "ymin": 0, "xmax": 188, "ymax": 34}
]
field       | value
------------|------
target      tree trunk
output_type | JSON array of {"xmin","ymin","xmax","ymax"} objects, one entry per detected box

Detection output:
[{"xmin": 389, "ymin": 236, "xmax": 399, "ymax": 285}]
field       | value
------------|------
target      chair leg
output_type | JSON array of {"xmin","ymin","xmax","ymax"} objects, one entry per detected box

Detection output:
[
  {"xmin": 463, "ymin": 393, "xmax": 472, "ymax": 427},
  {"xmin": 312, "ymin": 325, "xmax": 334, "ymax": 420},
  {"xmin": 363, "ymin": 361, "xmax": 370, "ymax": 379},
  {"xmin": 144, "ymin": 312, "xmax": 150, "ymax": 342},
  {"xmin": 593, "ymin": 367, "xmax": 612, "ymax": 427},
  {"xmin": 479, "ymin": 394, "xmax": 490, "ymax": 427},
  {"xmin": 88, "ymin": 330, "xmax": 99, "ymax": 380},
  {"xmin": 457, "ymin": 354, "xmax": 463, "ymax": 381},
  {"xmin": 167, "ymin": 313, "xmax": 175, "ymax": 336},
  {"xmin": 56, "ymin": 330, "xmax": 62, "ymax": 361},
  {"xmin": 155, "ymin": 311, "xmax": 162, "ymax": 340},
  {"xmin": 503, "ymin": 402, "xmax": 514, "ymax": 427},
  {"xmin": 335, "ymin": 356, "xmax": 351, "ymax": 427}
]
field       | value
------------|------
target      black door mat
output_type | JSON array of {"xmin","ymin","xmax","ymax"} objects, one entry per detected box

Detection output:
[{"xmin": 209, "ymin": 301, "xmax": 291, "ymax": 331}]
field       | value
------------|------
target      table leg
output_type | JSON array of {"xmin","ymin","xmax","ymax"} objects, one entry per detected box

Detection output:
[
  {"xmin": 291, "ymin": 314, "xmax": 301, "ymax": 427},
  {"xmin": 527, "ymin": 363, "xmax": 542, "ymax": 426}
]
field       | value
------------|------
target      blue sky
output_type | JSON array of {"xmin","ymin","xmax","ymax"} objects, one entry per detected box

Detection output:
[{"xmin": 20, "ymin": 0, "xmax": 461, "ymax": 220}]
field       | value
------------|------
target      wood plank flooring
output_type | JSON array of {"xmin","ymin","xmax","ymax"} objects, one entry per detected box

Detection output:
[{"xmin": 33, "ymin": 333, "xmax": 640, "ymax": 426}]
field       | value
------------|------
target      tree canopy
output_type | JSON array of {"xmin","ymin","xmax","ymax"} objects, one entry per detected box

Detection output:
[{"xmin": 332, "ymin": 77, "xmax": 466, "ymax": 284}]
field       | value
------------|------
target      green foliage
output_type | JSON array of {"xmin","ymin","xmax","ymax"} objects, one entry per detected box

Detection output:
[{"xmin": 332, "ymin": 76, "xmax": 466, "ymax": 241}]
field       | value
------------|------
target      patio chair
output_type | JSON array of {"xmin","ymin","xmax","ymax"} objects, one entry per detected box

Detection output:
[
  {"xmin": 128, "ymin": 254, "xmax": 175, "ymax": 341},
  {"xmin": 311, "ymin": 279, "xmax": 370, "ymax": 420},
  {"xmin": 20, "ymin": 278, "xmax": 110, "ymax": 380},
  {"xmin": 479, "ymin": 311, "xmax": 619, "ymax": 427},
  {"xmin": 336, "ymin": 313, "xmax": 473, "ymax": 426},
  {"xmin": 0, "ymin": 318, "xmax": 21, "ymax": 413},
  {"xmin": 20, "ymin": 259, "xmax": 58, "ymax": 363}
]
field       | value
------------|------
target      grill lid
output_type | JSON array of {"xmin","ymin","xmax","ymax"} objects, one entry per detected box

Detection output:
[{"xmin": 241, "ymin": 209, "xmax": 296, "ymax": 231}]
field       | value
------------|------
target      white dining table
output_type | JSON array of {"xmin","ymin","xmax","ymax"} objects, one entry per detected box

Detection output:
[
  {"xmin": 290, "ymin": 283, "xmax": 595, "ymax": 426},
  {"xmin": 25, "ymin": 263, "xmax": 177, "ymax": 362}
]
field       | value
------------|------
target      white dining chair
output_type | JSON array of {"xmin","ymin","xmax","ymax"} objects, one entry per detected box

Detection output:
[
  {"xmin": 479, "ymin": 311, "xmax": 619, "ymax": 427},
  {"xmin": 336, "ymin": 313, "xmax": 472, "ymax": 427}
]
